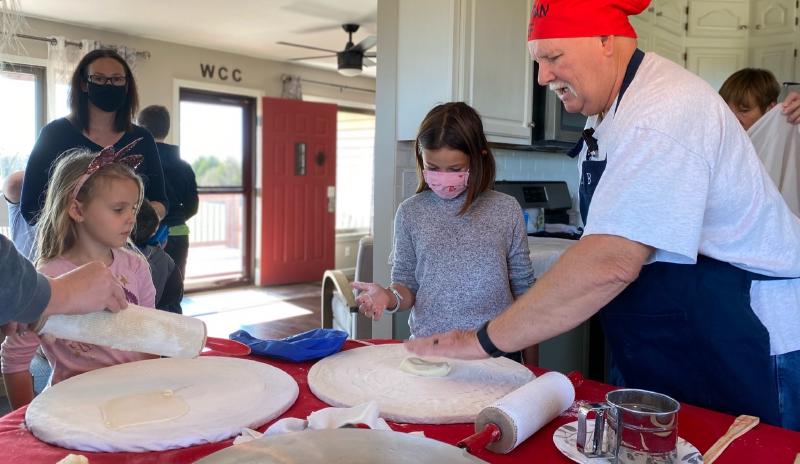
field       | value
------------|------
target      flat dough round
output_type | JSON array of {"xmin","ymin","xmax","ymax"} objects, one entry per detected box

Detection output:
[
  {"xmin": 26, "ymin": 357, "xmax": 299, "ymax": 452},
  {"xmin": 195, "ymin": 428, "xmax": 488, "ymax": 464},
  {"xmin": 399, "ymin": 357, "xmax": 451, "ymax": 377},
  {"xmin": 308, "ymin": 344, "xmax": 534, "ymax": 424}
]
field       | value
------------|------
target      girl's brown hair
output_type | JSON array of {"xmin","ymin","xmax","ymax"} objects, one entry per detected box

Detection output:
[
  {"xmin": 414, "ymin": 102, "xmax": 496, "ymax": 215},
  {"xmin": 68, "ymin": 49, "xmax": 139, "ymax": 133},
  {"xmin": 719, "ymin": 68, "xmax": 781, "ymax": 113},
  {"xmin": 35, "ymin": 149, "xmax": 144, "ymax": 267}
]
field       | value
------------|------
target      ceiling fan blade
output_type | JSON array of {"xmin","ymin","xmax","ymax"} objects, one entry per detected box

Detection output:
[
  {"xmin": 364, "ymin": 52, "xmax": 377, "ymax": 58},
  {"xmin": 289, "ymin": 54, "xmax": 338, "ymax": 61},
  {"xmin": 276, "ymin": 41, "xmax": 339, "ymax": 54},
  {"xmin": 352, "ymin": 35, "xmax": 377, "ymax": 52},
  {"xmin": 363, "ymin": 58, "xmax": 377, "ymax": 67}
]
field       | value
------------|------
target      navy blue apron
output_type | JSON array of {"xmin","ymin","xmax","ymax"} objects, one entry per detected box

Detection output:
[{"xmin": 578, "ymin": 49, "xmax": 783, "ymax": 425}]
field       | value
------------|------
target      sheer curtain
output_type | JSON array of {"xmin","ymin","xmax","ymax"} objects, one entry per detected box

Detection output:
[{"xmin": 47, "ymin": 38, "xmax": 140, "ymax": 120}]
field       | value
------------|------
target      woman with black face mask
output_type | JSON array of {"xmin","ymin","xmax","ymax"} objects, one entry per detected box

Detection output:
[{"xmin": 18, "ymin": 49, "xmax": 168, "ymax": 233}]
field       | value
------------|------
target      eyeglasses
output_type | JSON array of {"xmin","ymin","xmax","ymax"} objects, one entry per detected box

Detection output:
[{"xmin": 87, "ymin": 74, "xmax": 127, "ymax": 86}]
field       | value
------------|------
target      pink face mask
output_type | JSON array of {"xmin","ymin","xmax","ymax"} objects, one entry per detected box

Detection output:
[{"xmin": 423, "ymin": 170, "xmax": 470, "ymax": 200}]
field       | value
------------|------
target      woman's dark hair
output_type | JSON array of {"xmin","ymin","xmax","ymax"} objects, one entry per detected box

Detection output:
[
  {"xmin": 68, "ymin": 49, "xmax": 139, "ymax": 133},
  {"xmin": 138, "ymin": 105, "xmax": 171, "ymax": 140},
  {"xmin": 414, "ymin": 102, "xmax": 496, "ymax": 216}
]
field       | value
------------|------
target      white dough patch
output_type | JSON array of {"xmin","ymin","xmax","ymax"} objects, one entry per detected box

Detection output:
[
  {"xmin": 101, "ymin": 389, "xmax": 190, "ymax": 430},
  {"xmin": 399, "ymin": 357, "xmax": 451, "ymax": 377}
]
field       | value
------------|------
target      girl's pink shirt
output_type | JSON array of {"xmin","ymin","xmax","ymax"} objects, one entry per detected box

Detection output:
[{"xmin": 0, "ymin": 247, "xmax": 157, "ymax": 384}]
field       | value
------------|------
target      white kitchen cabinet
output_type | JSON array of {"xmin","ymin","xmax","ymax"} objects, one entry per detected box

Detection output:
[
  {"xmin": 750, "ymin": 0, "xmax": 798, "ymax": 36},
  {"xmin": 687, "ymin": 46, "xmax": 748, "ymax": 89},
  {"xmin": 632, "ymin": 3, "xmax": 687, "ymax": 67},
  {"xmin": 655, "ymin": 0, "xmax": 690, "ymax": 37},
  {"xmin": 460, "ymin": 0, "xmax": 533, "ymax": 143},
  {"xmin": 687, "ymin": 0, "xmax": 750, "ymax": 38},
  {"xmin": 396, "ymin": 0, "xmax": 532, "ymax": 143},
  {"xmin": 396, "ymin": 0, "xmax": 460, "ymax": 141},
  {"xmin": 750, "ymin": 39, "xmax": 797, "ymax": 82}
]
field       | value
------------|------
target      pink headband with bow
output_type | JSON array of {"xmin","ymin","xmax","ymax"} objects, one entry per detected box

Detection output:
[{"xmin": 71, "ymin": 138, "xmax": 144, "ymax": 199}]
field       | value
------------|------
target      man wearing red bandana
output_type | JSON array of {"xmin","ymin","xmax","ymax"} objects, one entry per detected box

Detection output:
[{"xmin": 408, "ymin": 0, "xmax": 800, "ymax": 431}]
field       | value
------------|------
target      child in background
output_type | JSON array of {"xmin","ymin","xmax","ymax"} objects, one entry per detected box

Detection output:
[
  {"xmin": 132, "ymin": 199, "xmax": 184, "ymax": 314},
  {"xmin": 137, "ymin": 105, "xmax": 198, "ymax": 281},
  {"xmin": 353, "ymin": 102, "xmax": 535, "ymax": 361},
  {"xmin": 1, "ymin": 141, "xmax": 156, "ymax": 409}
]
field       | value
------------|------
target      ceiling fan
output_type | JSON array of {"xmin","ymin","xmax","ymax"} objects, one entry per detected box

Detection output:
[{"xmin": 278, "ymin": 24, "xmax": 377, "ymax": 77}]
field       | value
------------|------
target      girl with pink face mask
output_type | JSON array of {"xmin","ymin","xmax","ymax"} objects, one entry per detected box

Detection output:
[{"xmin": 352, "ymin": 102, "xmax": 535, "ymax": 362}]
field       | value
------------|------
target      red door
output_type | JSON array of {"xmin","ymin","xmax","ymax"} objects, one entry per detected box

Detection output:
[{"xmin": 260, "ymin": 97, "xmax": 337, "ymax": 285}]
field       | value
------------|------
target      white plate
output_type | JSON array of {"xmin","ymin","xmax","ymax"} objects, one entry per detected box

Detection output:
[
  {"xmin": 553, "ymin": 419, "xmax": 703, "ymax": 463},
  {"xmin": 26, "ymin": 357, "xmax": 299, "ymax": 452}
]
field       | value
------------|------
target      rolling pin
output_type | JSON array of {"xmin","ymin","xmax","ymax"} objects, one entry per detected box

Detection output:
[
  {"xmin": 458, "ymin": 371, "xmax": 576, "ymax": 454},
  {"xmin": 35, "ymin": 304, "xmax": 207, "ymax": 358}
]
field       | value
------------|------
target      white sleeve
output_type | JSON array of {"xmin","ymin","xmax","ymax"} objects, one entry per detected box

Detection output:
[{"xmin": 582, "ymin": 126, "xmax": 711, "ymax": 264}]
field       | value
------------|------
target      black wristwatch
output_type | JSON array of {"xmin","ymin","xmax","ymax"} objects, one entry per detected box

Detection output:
[{"xmin": 476, "ymin": 320, "xmax": 506, "ymax": 358}]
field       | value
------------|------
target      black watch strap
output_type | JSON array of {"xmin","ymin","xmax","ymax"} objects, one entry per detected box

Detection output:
[{"xmin": 476, "ymin": 320, "xmax": 506, "ymax": 358}]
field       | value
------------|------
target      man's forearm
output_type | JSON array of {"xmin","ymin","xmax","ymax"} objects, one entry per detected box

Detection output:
[{"xmin": 490, "ymin": 235, "xmax": 652, "ymax": 353}]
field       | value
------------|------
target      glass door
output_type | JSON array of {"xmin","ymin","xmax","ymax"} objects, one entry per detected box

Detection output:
[{"xmin": 178, "ymin": 89, "xmax": 255, "ymax": 290}]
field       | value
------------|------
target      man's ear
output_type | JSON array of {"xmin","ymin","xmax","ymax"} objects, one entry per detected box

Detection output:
[
  {"xmin": 68, "ymin": 199, "xmax": 85, "ymax": 223},
  {"xmin": 599, "ymin": 35, "xmax": 615, "ymax": 57}
]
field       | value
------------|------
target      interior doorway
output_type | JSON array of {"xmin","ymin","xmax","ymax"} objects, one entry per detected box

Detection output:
[{"xmin": 178, "ymin": 88, "xmax": 255, "ymax": 290}]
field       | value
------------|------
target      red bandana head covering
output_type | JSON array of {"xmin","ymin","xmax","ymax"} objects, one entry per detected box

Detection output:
[{"xmin": 528, "ymin": 0, "xmax": 651, "ymax": 41}]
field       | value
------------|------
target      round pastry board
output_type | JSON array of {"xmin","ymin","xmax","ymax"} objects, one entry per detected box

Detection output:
[
  {"xmin": 195, "ymin": 428, "xmax": 489, "ymax": 464},
  {"xmin": 25, "ymin": 356, "xmax": 299, "ymax": 452},
  {"xmin": 307, "ymin": 344, "xmax": 534, "ymax": 424}
]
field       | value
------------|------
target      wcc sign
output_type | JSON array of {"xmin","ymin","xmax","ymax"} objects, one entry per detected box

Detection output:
[{"xmin": 200, "ymin": 64, "xmax": 243, "ymax": 82}]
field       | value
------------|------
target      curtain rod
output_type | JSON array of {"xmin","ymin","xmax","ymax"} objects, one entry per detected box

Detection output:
[
  {"xmin": 285, "ymin": 76, "xmax": 375, "ymax": 94},
  {"xmin": 15, "ymin": 33, "xmax": 151, "ymax": 59}
]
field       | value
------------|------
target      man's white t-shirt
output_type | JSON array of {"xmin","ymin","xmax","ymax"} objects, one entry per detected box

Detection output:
[{"xmin": 578, "ymin": 53, "xmax": 800, "ymax": 356}]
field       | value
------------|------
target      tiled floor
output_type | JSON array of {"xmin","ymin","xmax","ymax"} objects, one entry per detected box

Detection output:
[{"xmin": 0, "ymin": 281, "xmax": 323, "ymax": 416}]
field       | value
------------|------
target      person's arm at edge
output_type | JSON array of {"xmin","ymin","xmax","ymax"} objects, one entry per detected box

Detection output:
[
  {"xmin": 405, "ymin": 234, "xmax": 653, "ymax": 358},
  {"xmin": 183, "ymin": 163, "xmax": 199, "ymax": 220}
]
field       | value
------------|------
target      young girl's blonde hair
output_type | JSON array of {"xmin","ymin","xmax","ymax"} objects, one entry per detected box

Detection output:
[{"xmin": 35, "ymin": 148, "xmax": 144, "ymax": 267}]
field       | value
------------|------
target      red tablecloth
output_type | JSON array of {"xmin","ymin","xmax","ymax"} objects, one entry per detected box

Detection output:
[{"xmin": 0, "ymin": 340, "xmax": 798, "ymax": 463}]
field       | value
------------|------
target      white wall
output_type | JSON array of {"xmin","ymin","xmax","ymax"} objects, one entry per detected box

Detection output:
[{"xmin": 11, "ymin": 16, "xmax": 376, "ymax": 127}]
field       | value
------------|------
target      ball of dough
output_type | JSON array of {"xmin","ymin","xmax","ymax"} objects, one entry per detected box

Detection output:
[{"xmin": 399, "ymin": 357, "xmax": 452, "ymax": 377}]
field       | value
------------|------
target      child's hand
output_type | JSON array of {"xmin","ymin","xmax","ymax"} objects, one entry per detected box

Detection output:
[
  {"xmin": 782, "ymin": 91, "xmax": 800, "ymax": 125},
  {"xmin": 351, "ymin": 282, "xmax": 392, "ymax": 321}
]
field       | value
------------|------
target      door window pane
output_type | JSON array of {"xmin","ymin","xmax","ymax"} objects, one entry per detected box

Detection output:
[
  {"xmin": 180, "ymin": 101, "xmax": 243, "ymax": 188},
  {"xmin": 336, "ymin": 110, "xmax": 374, "ymax": 231}
]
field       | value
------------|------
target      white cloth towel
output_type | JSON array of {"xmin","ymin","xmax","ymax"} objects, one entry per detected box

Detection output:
[
  {"xmin": 748, "ymin": 105, "xmax": 800, "ymax": 216},
  {"xmin": 233, "ymin": 401, "xmax": 392, "ymax": 445}
]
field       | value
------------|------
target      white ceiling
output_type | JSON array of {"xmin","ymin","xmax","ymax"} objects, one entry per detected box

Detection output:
[{"xmin": 18, "ymin": 0, "xmax": 378, "ymax": 77}]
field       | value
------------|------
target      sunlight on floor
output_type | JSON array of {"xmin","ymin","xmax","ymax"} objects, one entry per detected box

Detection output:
[
  {"xmin": 197, "ymin": 301, "xmax": 312, "ymax": 338},
  {"xmin": 182, "ymin": 286, "xmax": 319, "ymax": 317}
]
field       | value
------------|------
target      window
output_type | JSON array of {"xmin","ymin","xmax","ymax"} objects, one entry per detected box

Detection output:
[
  {"xmin": 0, "ymin": 64, "xmax": 46, "ymax": 180},
  {"xmin": 336, "ymin": 110, "xmax": 374, "ymax": 232},
  {"xmin": 0, "ymin": 64, "xmax": 46, "ymax": 237}
]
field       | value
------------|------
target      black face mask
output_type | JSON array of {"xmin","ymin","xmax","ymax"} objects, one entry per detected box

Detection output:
[{"xmin": 86, "ymin": 82, "xmax": 127, "ymax": 113}]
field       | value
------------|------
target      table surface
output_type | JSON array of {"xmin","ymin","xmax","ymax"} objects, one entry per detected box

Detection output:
[{"xmin": 0, "ymin": 340, "xmax": 798, "ymax": 464}]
